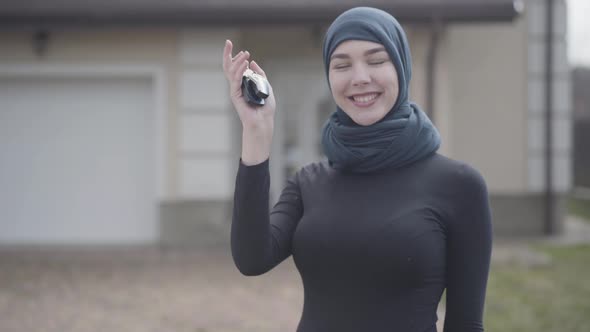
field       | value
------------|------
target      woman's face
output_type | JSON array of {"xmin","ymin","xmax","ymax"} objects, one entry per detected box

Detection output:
[{"xmin": 328, "ymin": 40, "xmax": 399, "ymax": 126}]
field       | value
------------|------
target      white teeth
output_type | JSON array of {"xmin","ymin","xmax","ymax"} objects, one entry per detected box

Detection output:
[{"xmin": 353, "ymin": 93, "xmax": 378, "ymax": 103}]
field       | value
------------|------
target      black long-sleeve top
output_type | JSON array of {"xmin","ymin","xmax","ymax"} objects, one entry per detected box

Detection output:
[{"xmin": 231, "ymin": 153, "xmax": 492, "ymax": 332}]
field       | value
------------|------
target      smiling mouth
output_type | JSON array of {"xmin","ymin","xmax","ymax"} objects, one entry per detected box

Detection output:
[{"xmin": 349, "ymin": 93, "xmax": 380, "ymax": 105}]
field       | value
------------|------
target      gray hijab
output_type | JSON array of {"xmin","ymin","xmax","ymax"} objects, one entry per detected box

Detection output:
[{"xmin": 321, "ymin": 7, "xmax": 441, "ymax": 173}]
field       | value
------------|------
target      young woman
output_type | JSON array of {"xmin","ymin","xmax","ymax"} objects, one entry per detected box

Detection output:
[{"xmin": 222, "ymin": 7, "xmax": 492, "ymax": 332}]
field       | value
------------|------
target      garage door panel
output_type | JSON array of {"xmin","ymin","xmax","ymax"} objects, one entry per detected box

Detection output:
[{"xmin": 0, "ymin": 77, "xmax": 156, "ymax": 244}]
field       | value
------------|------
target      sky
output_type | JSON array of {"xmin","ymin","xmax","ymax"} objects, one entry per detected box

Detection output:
[{"xmin": 567, "ymin": 0, "xmax": 590, "ymax": 66}]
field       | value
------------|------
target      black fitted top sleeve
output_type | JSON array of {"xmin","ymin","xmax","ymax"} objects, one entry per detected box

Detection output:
[
  {"xmin": 231, "ymin": 158, "xmax": 303, "ymax": 275},
  {"xmin": 231, "ymin": 154, "xmax": 492, "ymax": 332},
  {"xmin": 442, "ymin": 163, "xmax": 492, "ymax": 332}
]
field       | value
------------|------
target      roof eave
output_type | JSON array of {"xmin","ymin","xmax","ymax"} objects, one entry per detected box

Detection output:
[{"xmin": 0, "ymin": 2, "xmax": 524, "ymax": 29}]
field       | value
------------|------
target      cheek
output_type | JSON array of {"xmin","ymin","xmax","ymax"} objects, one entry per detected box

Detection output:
[
  {"xmin": 329, "ymin": 72, "xmax": 347, "ymax": 94},
  {"xmin": 379, "ymin": 75, "xmax": 399, "ymax": 102},
  {"xmin": 390, "ymin": 79, "xmax": 400, "ymax": 99},
  {"xmin": 378, "ymin": 64, "xmax": 399, "ymax": 93}
]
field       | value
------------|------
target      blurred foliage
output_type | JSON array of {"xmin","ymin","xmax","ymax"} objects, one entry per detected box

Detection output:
[
  {"xmin": 568, "ymin": 197, "xmax": 590, "ymax": 222},
  {"xmin": 484, "ymin": 244, "xmax": 590, "ymax": 332}
]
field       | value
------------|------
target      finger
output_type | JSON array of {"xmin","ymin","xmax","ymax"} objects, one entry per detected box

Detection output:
[
  {"xmin": 225, "ymin": 51, "xmax": 249, "ymax": 82},
  {"xmin": 228, "ymin": 60, "xmax": 250, "ymax": 98},
  {"xmin": 224, "ymin": 50, "xmax": 242, "ymax": 76},
  {"xmin": 232, "ymin": 50, "xmax": 246, "ymax": 62},
  {"xmin": 222, "ymin": 40, "xmax": 233, "ymax": 72},
  {"xmin": 231, "ymin": 50, "xmax": 250, "ymax": 67},
  {"xmin": 233, "ymin": 59, "xmax": 250, "ymax": 87},
  {"xmin": 249, "ymin": 61, "xmax": 267, "ymax": 78},
  {"xmin": 229, "ymin": 51, "xmax": 250, "ymax": 77}
]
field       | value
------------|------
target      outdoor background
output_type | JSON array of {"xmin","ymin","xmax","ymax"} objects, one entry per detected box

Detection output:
[{"xmin": 0, "ymin": 0, "xmax": 589, "ymax": 331}]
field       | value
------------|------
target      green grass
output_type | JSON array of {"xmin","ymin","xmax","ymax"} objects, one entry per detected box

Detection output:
[
  {"xmin": 568, "ymin": 197, "xmax": 590, "ymax": 222},
  {"xmin": 484, "ymin": 244, "xmax": 590, "ymax": 332}
]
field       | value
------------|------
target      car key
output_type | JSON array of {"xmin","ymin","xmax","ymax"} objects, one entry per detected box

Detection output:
[{"xmin": 241, "ymin": 68, "xmax": 270, "ymax": 106}]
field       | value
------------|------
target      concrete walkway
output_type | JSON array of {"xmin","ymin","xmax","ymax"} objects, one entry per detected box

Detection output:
[
  {"xmin": 491, "ymin": 215, "xmax": 590, "ymax": 267},
  {"xmin": 1, "ymin": 216, "xmax": 588, "ymax": 332}
]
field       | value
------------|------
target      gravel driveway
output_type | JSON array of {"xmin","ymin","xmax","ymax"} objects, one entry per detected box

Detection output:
[
  {"xmin": 0, "ymin": 247, "xmax": 304, "ymax": 332},
  {"xmin": 0, "ymin": 245, "xmax": 448, "ymax": 332},
  {"xmin": 2, "ymin": 216, "xmax": 588, "ymax": 331}
]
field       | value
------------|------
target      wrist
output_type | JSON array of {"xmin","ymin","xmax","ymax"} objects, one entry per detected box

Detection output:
[
  {"xmin": 241, "ymin": 148, "xmax": 270, "ymax": 166},
  {"xmin": 241, "ymin": 130, "xmax": 272, "ymax": 166}
]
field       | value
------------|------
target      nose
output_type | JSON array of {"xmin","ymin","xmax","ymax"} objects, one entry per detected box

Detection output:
[{"xmin": 351, "ymin": 64, "xmax": 370, "ymax": 86}]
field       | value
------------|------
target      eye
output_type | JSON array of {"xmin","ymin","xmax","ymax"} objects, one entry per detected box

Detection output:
[
  {"xmin": 332, "ymin": 63, "xmax": 351, "ymax": 70},
  {"xmin": 368, "ymin": 59, "xmax": 388, "ymax": 66}
]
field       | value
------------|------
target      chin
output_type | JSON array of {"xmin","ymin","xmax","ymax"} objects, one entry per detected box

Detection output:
[
  {"xmin": 349, "ymin": 109, "xmax": 387, "ymax": 126},
  {"xmin": 351, "ymin": 115, "xmax": 381, "ymax": 126},
  {"xmin": 342, "ymin": 102, "xmax": 388, "ymax": 126}
]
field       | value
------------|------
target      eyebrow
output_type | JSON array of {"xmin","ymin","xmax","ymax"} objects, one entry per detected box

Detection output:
[{"xmin": 330, "ymin": 47, "xmax": 387, "ymax": 60}]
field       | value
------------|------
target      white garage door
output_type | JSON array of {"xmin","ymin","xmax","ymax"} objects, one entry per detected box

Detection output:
[{"xmin": 0, "ymin": 76, "xmax": 156, "ymax": 245}]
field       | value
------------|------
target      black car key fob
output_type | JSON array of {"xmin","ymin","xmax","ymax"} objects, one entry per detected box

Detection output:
[{"xmin": 241, "ymin": 68, "xmax": 270, "ymax": 106}]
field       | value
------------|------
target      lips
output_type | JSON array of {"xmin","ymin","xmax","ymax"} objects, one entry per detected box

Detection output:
[{"xmin": 349, "ymin": 92, "xmax": 381, "ymax": 106}]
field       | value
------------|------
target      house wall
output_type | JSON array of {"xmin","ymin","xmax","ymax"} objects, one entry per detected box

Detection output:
[
  {"xmin": 160, "ymin": 28, "xmax": 239, "ymax": 247},
  {"xmin": 1, "ymin": 1, "xmax": 570, "ymax": 244},
  {"xmin": 445, "ymin": 0, "xmax": 571, "ymax": 236},
  {"xmin": 405, "ymin": 25, "xmax": 453, "ymax": 157},
  {"xmin": 0, "ymin": 28, "xmax": 238, "ymax": 246},
  {"xmin": 447, "ymin": 18, "xmax": 534, "ymax": 235},
  {"xmin": 447, "ymin": 19, "xmax": 529, "ymax": 193},
  {"xmin": 0, "ymin": 28, "xmax": 180, "ymax": 197}
]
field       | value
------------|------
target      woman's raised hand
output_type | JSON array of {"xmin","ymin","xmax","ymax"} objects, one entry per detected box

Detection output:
[{"xmin": 222, "ymin": 39, "xmax": 275, "ymax": 165}]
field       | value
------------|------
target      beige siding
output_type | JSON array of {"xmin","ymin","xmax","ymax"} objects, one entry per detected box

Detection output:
[
  {"xmin": 0, "ymin": 29, "xmax": 181, "ymax": 199},
  {"xmin": 176, "ymin": 28, "xmax": 238, "ymax": 200},
  {"xmin": 405, "ymin": 25, "xmax": 452, "ymax": 156},
  {"xmin": 0, "ymin": 18, "xmax": 534, "ymax": 198},
  {"xmin": 240, "ymin": 27, "xmax": 326, "ymax": 199},
  {"xmin": 447, "ymin": 18, "xmax": 528, "ymax": 193}
]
